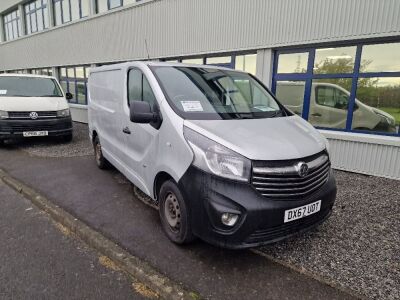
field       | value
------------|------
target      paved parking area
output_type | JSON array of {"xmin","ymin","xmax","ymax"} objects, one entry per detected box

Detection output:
[
  {"xmin": 1, "ymin": 122, "xmax": 399, "ymax": 299},
  {"xmin": 0, "ymin": 181, "xmax": 146, "ymax": 300},
  {"xmin": 0, "ymin": 140, "xmax": 352, "ymax": 300}
]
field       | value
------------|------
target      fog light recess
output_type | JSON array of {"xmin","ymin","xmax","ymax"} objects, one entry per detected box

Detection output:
[{"xmin": 221, "ymin": 213, "xmax": 239, "ymax": 226}]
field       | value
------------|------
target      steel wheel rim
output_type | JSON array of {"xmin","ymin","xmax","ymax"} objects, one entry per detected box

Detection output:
[{"xmin": 164, "ymin": 192, "xmax": 181, "ymax": 231}]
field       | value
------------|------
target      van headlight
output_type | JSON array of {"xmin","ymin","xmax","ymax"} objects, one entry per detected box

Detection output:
[
  {"xmin": 0, "ymin": 110, "xmax": 9, "ymax": 119},
  {"xmin": 372, "ymin": 109, "xmax": 395, "ymax": 126},
  {"xmin": 183, "ymin": 127, "xmax": 251, "ymax": 182},
  {"xmin": 57, "ymin": 109, "xmax": 70, "ymax": 118}
]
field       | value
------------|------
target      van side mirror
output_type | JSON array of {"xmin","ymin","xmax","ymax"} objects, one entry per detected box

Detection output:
[
  {"xmin": 66, "ymin": 92, "xmax": 73, "ymax": 100},
  {"xmin": 130, "ymin": 100, "xmax": 159, "ymax": 124}
]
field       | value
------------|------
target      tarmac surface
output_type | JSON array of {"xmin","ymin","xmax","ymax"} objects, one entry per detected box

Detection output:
[
  {"xmin": 0, "ymin": 142, "xmax": 353, "ymax": 300},
  {"xmin": 7, "ymin": 122, "xmax": 399, "ymax": 299},
  {"xmin": 0, "ymin": 181, "xmax": 148, "ymax": 300}
]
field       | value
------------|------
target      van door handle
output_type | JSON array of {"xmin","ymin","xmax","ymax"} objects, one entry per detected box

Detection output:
[
  {"xmin": 122, "ymin": 127, "xmax": 131, "ymax": 134},
  {"xmin": 311, "ymin": 113, "xmax": 322, "ymax": 117}
]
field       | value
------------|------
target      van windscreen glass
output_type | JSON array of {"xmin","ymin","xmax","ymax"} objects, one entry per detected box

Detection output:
[
  {"xmin": 0, "ymin": 76, "xmax": 63, "ymax": 97},
  {"xmin": 151, "ymin": 66, "xmax": 285, "ymax": 120}
]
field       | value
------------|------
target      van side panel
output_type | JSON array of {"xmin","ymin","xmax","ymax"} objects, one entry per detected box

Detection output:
[{"xmin": 88, "ymin": 69, "xmax": 125, "ymax": 163}]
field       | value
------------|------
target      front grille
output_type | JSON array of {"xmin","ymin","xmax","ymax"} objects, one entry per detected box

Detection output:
[
  {"xmin": 251, "ymin": 152, "xmax": 330, "ymax": 200},
  {"xmin": 8, "ymin": 111, "xmax": 58, "ymax": 119},
  {"xmin": 0, "ymin": 120, "xmax": 72, "ymax": 132},
  {"xmin": 244, "ymin": 207, "xmax": 331, "ymax": 244}
]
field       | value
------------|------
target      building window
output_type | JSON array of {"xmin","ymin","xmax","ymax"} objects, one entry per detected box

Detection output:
[
  {"xmin": 277, "ymin": 52, "xmax": 308, "ymax": 74},
  {"xmin": 273, "ymin": 42, "xmax": 400, "ymax": 136},
  {"xmin": 7, "ymin": 69, "xmax": 29, "ymax": 74},
  {"xmin": 30, "ymin": 68, "xmax": 53, "ymax": 76},
  {"xmin": 163, "ymin": 53, "xmax": 257, "ymax": 75},
  {"xmin": 59, "ymin": 66, "xmax": 89, "ymax": 105},
  {"xmin": 53, "ymin": 0, "xmax": 89, "ymax": 26},
  {"xmin": 235, "ymin": 54, "xmax": 257, "ymax": 75},
  {"xmin": 96, "ymin": 0, "xmax": 140, "ymax": 13},
  {"xmin": 25, "ymin": 0, "xmax": 49, "ymax": 34},
  {"xmin": 181, "ymin": 58, "xmax": 204, "ymax": 65},
  {"xmin": 3, "ymin": 10, "xmax": 22, "ymax": 41}
]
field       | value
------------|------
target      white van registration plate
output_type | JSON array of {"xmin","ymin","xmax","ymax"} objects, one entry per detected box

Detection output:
[
  {"xmin": 284, "ymin": 200, "xmax": 321, "ymax": 223},
  {"xmin": 23, "ymin": 131, "xmax": 48, "ymax": 137}
]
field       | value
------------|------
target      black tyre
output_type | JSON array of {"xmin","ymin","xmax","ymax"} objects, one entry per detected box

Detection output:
[
  {"xmin": 62, "ymin": 133, "xmax": 73, "ymax": 143},
  {"xmin": 93, "ymin": 135, "xmax": 108, "ymax": 169},
  {"xmin": 159, "ymin": 180, "xmax": 195, "ymax": 244},
  {"xmin": 0, "ymin": 139, "xmax": 4, "ymax": 146}
]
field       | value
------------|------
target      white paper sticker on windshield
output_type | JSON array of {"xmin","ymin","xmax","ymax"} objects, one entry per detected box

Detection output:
[
  {"xmin": 0, "ymin": 90, "xmax": 7, "ymax": 95},
  {"xmin": 253, "ymin": 105, "xmax": 276, "ymax": 112},
  {"xmin": 181, "ymin": 101, "xmax": 203, "ymax": 112}
]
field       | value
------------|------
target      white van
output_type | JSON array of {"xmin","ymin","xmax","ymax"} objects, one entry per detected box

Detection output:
[
  {"xmin": 88, "ymin": 62, "xmax": 336, "ymax": 249},
  {"xmin": 0, "ymin": 74, "xmax": 73, "ymax": 144},
  {"xmin": 276, "ymin": 81, "xmax": 397, "ymax": 133}
]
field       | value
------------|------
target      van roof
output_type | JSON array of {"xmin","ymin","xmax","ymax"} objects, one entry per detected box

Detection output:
[
  {"xmin": 0, "ymin": 73, "xmax": 55, "ymax": 79},
  {"xmin": 91, "ymin": 61, "xmax": 247, "ymax": 74}
]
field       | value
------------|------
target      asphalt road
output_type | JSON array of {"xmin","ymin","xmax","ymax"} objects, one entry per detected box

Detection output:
[
  {"xmin": 0, "ymin": 145, "xmax": 354, "ymax": 300},
  {"xmin": 0, "ymin": 181, "xmax": 149, "ymax": 300}
]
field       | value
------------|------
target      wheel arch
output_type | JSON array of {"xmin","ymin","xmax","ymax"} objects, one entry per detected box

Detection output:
[
  {"xmin": 153, "ymin": 171, "xmax": 175, "ymax": 200},
  {"xmin": 91, "ymin": 130, "xmax": 98, "ymax": 144}
]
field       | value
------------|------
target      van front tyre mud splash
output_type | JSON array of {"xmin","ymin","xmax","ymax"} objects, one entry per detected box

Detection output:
[
  {"xmin": 159, "ymin": 180, "xmax": 196, "ymax": 244},
  {"xmin": 93, "ymin": 136, "xmax": 109, "ymax": 169}
]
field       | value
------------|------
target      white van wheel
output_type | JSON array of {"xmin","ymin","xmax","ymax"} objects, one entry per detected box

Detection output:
[
  {"xmin": 93, "ymin": 136, "xmax": 108, "ymax": 169},
  {"xmin": 159, "ymin": 180, "xmax": 195, "ymax": 244}
]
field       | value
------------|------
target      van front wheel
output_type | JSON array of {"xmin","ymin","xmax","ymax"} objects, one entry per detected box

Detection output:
[
  {"xmin": 93, "ymin": 136, "xmax": 108, "ymax": 169},
  {"xmin": 159, "ymin": 180, "xmax": 195, "ymax": 244}
]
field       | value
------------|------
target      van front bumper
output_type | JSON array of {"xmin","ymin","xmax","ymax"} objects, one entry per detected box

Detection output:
[
  {"xmin": 0, "ymin": 117, "xmax": 73, "ymax": 139},
  {"xmin": 178, "ymin": 166, "xmax": 336, "ymax": 249}
]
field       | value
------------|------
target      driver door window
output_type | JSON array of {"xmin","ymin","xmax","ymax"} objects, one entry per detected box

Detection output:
[
  {"xmin": 128, "ymin": 69, "xmax": 157, "ymax": 108},
  {"xmin": 316, "ymin": 86, "xmax": 349, "ymax": 110}
]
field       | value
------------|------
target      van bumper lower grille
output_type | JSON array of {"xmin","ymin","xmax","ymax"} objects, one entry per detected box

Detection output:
[{"xmin": 0, "ymin": 118, "xmax": 72, "ymax": 135}]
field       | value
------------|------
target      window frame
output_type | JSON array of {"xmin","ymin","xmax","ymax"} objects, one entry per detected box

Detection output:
[
  {"xmin": 97, "ymin": 0, "xmax": 133, "ymax": 13},
  {"xmin": 272, "ymin": 40, "xmax": 400, "ymax": 137},
  {"xmin": 3, "ymin": 9, "xmax": 22, "ymax": 41},
  {"xmin": 53, "ymin": 0, "xmax": 88, "ymax": 26},
  {"xmin": 59, "ymin": 65, "xmax": 89, "ymax": 105},
  {"xmin": 25, "ymin": 0, "xmax": 49, "ymax": 34}
]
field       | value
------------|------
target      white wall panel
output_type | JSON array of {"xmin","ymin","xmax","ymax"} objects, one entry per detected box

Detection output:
[
  {"xmin": 1, "ymin": 0, "xmax": 400, "ymax": 70},
  {"xmin": 321, "ymin": 131, "xmax": 400, "ymax": 180}
]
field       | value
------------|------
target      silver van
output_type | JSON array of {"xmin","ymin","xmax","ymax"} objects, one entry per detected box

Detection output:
[
  {"xmin": 276, "ymin": 81, "xmax": 397, "ymax": 133},
  {"xmin": 88, "ymin": 62, "xmax": 336, "ymax": 249}
]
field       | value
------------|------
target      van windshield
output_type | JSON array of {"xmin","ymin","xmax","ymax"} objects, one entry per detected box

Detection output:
[
  {"xmin": 0, "ymin": 76, "xmax": 63, "ymax": 97},
  {"xmin": 151, "ymin": 66, "xmax": 286, "ymax": 120}
]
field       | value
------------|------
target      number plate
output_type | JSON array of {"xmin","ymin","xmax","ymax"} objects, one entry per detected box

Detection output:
[
  {"xmin": 284, "ymin": 200, "xmax": 321, "ymax": 223},
  {"xmin": 23, "ymin": 131, "xmax": 48, "ymax": 137}
]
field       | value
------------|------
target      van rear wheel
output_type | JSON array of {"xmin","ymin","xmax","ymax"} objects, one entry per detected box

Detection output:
[
  {"xmin": 93, "ymin": 136, "xmax": 108, "ymax": 169},
  {"xmin": 159, "ymin": 180, "xmax": 195, "ymax": 244}
]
